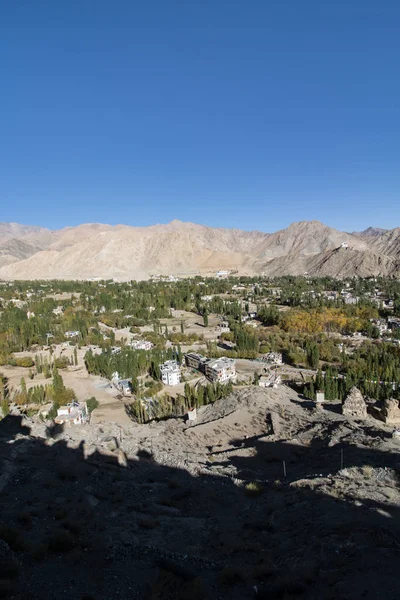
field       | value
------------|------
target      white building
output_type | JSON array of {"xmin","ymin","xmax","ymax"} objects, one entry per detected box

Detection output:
[
  {"xmin": 205, "ymin": 357, "xmax": 236, "ymax": 383},
  {"xmin": 65, "ymin": 330, "xmax": 80, "ymax": 339},
  {"xmin": 160, "ymin": 360, "xmax": 181, "ymax": 386},
  {"xmin": 55, "ymin": 401, "xmax": 89, "ymax": 426},
  {"xmin": 341, "ymin": 242, "xmax": 349, "ymax": 248},
  {"xmin": 216, "ymin": 324, "xmax": 230, "ymax": 334},
  {"xmin": 129, "ymin": 339, "xmax": 154, "ymax": 350},
  {"xmin": 117, "ymin": 379, "xmax": 133, "ymax": 396},
  {"xmin": 258, "ymin": 372, "xmax": 281, "ymax": 388},
  {"xmin": 344, "ymin": 296, "xmax": 358, "ymax": 305}
]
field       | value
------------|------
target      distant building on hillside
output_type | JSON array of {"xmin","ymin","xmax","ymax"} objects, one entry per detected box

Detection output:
[
  {"xmin": 65, "ymin": 330, "xmax": 80, "ymax": 338},
  {"xmin": 205, "ymin": 357, "xmax": 236, "ymax": 383},
  {"xmin": 129, "ymin": 339, "xmax": 154, "ymax": 350},
  {"xmin": 160, "ymin": 360, "xmax": 181, "ymax": 386},
  {"xmin": 185, "ymin": 352, "xmax": 207, "ymax": 371},
  {"xmin": 117, "ymin": 379, "xmax": 133, "ymax": 396},
  {"xmin": 258, "ymin": 372, "xmax": 281, "ymax": 388},
  {"xmin": 260, "ymin": 352, "xmax": 283, "ymax": 366},
  {"xmin": 55, "ymin": 401, "xmax": 89, "ymax": 426}
]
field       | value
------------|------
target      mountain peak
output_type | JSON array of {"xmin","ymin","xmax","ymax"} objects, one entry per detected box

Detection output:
[{"xmin": 354, "ymin": 227, "xmax": 388, "ymax": 237}]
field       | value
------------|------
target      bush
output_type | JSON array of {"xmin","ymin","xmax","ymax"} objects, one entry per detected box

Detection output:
[
  {"xmin": 86, "ymin": 397, "xmax": 99, "ymax": 413},
  {"xmin": 244, "ymin": 481, "xmax": 264, "ymax": 497},
  {"xmin": 13, "ymin": 357, "xmax": 34, "ymax": 368},
  {"xmin": 54, "ymin": 356, "xmax": 69, "ymax": 369},
  {"xmin": 361, "ymin": 465, "xmax": 374, "ymax": 478}
]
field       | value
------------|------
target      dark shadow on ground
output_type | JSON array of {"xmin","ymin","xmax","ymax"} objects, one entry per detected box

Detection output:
[{"xmin": 1, "ymin": 415, "xmax": 400, "ymax": 599}]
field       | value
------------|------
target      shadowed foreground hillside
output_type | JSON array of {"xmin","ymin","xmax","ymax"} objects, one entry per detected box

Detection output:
[{"xmin": 1, "ymin": 414, "xmax": 400, "ymax": 599}]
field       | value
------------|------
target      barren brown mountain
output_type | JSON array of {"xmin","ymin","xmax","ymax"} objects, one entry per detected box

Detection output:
[{"xmin": 0, "ymin": 219, "xmax": 398, "ymax": 280}]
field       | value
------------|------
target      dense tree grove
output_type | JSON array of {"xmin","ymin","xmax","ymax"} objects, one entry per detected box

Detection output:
[
  {"xmin": 304, "ymin": 342, "xmax": 400, "ymax": 401},
  {"xmin": 126, "ymin": 379, "xmax": 233, "ymax": 424},
  {"xmin": 1, "ymin": 275, "xmax": 400, "ymax": 417},
  {"xmin": 84, "ymin": 346, "xmax": 178, "ymax": 381}
]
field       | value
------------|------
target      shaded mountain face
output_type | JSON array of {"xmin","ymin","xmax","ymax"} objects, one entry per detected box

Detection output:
[{"xmin": 0, "ymin": 220, "xmax": 398, "ymax": 280}]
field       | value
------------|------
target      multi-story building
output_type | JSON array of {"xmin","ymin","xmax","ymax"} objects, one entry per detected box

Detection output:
[
  {"xmin": 160, "ymin": 360, "xmax": 181, "ymax": 386},
  {"xmin": 185, "ymin": 352, "xmax": 207, "ymax": 371},
  {"xmin": 205, "ymin": 357, "xmax": 236, "ymax": 384}
]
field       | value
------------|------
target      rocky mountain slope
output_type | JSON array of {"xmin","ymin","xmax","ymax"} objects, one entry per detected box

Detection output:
[
  {"xmin": 0, "ymin": 219, "xmax": 398, "ymax": 280},
  {"xmin": 352, "ymin": 226, "xmax": 389, "ymax": 238}
]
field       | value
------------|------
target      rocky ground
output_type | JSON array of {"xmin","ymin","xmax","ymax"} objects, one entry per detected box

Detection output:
[{"xmin": 1, "ymin": 386, "xmax": 400, "ymax": 599}]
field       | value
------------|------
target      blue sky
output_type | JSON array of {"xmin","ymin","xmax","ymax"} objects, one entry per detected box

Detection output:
[{"xmin": 1, "ymin": 1, "xmax": 399, "ymax": 232}]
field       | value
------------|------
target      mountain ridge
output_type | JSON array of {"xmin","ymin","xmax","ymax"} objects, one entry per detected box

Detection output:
[{"xmin": 0, "ymin": 220, "xmax": 398, "ymax": 280}]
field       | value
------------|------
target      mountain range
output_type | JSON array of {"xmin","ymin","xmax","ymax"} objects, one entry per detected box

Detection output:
[{"xmin": 0, "ymin": 220, "xmax": 398, "ymax": 280}]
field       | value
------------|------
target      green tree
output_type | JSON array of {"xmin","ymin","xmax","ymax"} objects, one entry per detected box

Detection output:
[
  {"xmin": 20, "ymin": 377, "xmax": 27, "ymax": 397},
  {"xmin": 52, "ymin": 368, "xmax": 65, "ymax": 402},
  {"xmin": 307, "ymin": 343, "xmax": 319, "ymax": 369}
]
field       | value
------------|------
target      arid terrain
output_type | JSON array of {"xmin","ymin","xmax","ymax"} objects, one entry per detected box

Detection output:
[
  {"xmin": 0, "ymin": 220, "xmax": 399, "ymax": 280},
  {"xmin": 2, "ymin": 385, "xmax": 400, "ymax": 599}
]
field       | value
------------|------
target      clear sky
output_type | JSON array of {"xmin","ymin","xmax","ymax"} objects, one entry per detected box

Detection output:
[{"xmin": 1, "ymin": 1, "xmax": 399, "ymax": 232}]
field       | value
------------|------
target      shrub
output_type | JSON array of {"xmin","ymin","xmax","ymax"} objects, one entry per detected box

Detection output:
[
  {"xmin": 86, "ymin": 397, "xmax": 99, "ymax": 413},
  {"xmin": 244, "ymin": 481, "xmax": 264, "ymax": 497},
  {"xmin": 54, "ymin": 356, "xmax": 69, "ymax": 369},
  {"xmin": 361, "ymin": 465, "xmax": 374, "ymax": 478},
  {"xmin": 14, "ymin": 357, "xmax": 34, "ymax": 368}
]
